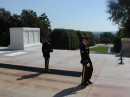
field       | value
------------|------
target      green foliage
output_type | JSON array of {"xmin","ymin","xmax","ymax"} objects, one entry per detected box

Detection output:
[
  {"xmin": 51, "ymin": 29, "xmax": 68, "ymax": 49},
  {"xmin": 0, "ymin": 8, "xmax": 51, "ymax": 46},
  {"xmin": 90, "ymin": 46, "xmax": 109, "ymax": 53},
  {"xmin": 51, "ymin": 29, "xmax": 95, "ymax": 50},
  {"xmin": 100, "ymin": 32, "xmax": 114, "ymax": 44},
  {"xmin": 76, "ymin": 31, "xmax": 84, "ymax": 42},
  {"xmin": 87, "ymin": 32, "xmax": 95, "ymax": 46},
  {"xmin": 114, "ymin": 39, "xmax": 122, "ymax": 53},
  {"xmin": 0, "ymin": 8, "xmax": 11, "ymax": 46},
  {"xmin": 124, "ymin": 19, "xmax": 130, "ymax": 37},
  {"xmin": 114, "ymin": 28, "xmax": 125, "ymax": 53},
  {"xmin": 94, "ymin": 34, "xmax": 100, "ymax": 44},
  {"xmin": 115, "ymin": 28, "xmax": 125, "ymax": 39},
  {"xmin": 107, "ymin": 0, "xmax": 130, "ymax": 37}
]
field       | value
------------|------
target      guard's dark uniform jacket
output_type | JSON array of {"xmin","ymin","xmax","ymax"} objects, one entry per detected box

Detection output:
[
  {"xmin": 42, "ymin": 42, "xmax": 53, "ymax": 58},
  {"xmin": 80, "ymin": 43, "xmax": 93, "ymax": 84},
  {"xmin": 42, "ymin": 42, "xmax": 53, "ymax": 72}
]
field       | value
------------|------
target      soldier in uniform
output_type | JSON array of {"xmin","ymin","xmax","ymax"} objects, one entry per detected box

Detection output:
[
  {"xmin": 42, "ymin": 38, "xmax": 53, "ymax": 73},
  {"xmin": 80, "ymin": 36, "xmax": 93, "ymax": 85}
]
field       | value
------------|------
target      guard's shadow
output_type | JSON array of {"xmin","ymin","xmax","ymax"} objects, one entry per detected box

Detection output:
[
  {"xmin": 0, "ymin": 63, "xmax": 81, "ymax": 77},
  {"xmin": 53, "ymin": 84, "xmax": 87, "ymax": 97},
  {"xmin": 17, "ymin": 72, "xmax": 43, "ymax": 80}
]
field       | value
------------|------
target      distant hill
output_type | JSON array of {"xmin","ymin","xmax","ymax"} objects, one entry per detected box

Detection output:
[
  {"xmin": 92, "ymin": 31, "xmax": 117, "ymax": 34},
  {"xmin": 92, "ymin": 31, "xmax": 117, "ymax": 35}
]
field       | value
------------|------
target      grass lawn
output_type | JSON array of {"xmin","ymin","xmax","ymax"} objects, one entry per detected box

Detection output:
[{"xmin": 90, "ymin": 46, "xmax": 109, "ymax": 53}]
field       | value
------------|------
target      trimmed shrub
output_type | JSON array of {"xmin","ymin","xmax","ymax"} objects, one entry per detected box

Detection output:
[
  {"xmin": 114, "ymin": 28, "xmax": 125, "ymax": 53},
  {"xmin": 114, "ymin": 38, "xmax": 122, "ymax": 53},
  {"xmin": 51, "ymin": 28, "xmax": 95, "ymax": 50}
]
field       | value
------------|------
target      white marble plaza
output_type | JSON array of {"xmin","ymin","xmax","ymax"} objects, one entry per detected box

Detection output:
[{"xmin": 0, "ymin": 47, "xmax": 130, "ymax": 97}]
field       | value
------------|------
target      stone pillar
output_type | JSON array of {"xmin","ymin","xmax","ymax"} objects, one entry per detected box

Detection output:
[
  {"xmin": 121, "ymin": 38, "xmax": 130, "ymax": 57},
  {"xmin": 8, "ymin": 27, "xmax": 41, "ymax": 50}
]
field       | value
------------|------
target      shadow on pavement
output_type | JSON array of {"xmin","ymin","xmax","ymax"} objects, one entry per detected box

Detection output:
[
  {"xmin": 0, "ymin": 47, "xmax": 17, "ymax": 51},
  {"xmin": 53, "ymin": 84, "xmax": 87, "ymax": 97},
  {"xmin": 0, "ymin": 63, "xmax": 81, "ymax": 77},
  {"xmin": 17, "ymin": 72, "xmax": 42, "ymax": 80}
]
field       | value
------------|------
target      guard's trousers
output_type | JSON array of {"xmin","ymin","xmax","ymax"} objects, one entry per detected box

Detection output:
[
  {"xmin": 81, "ymin": 58, "xmax": 93, "ymax": 84},
  {"xmin": 44, "ymin": 57, "xmax": 50, "ymax": 71}
]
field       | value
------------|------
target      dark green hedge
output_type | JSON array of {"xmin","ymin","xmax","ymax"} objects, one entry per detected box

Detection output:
[
  {"xmin": 51, "ymin": 29, "xmax": 95, "ymax": 50},
  {"xmin": 114, "ymin": 28, "xmax": 125, "ymax": 53},
  {"xmin": 114, "ymin": 39, "xmax": 122, "ymax": 53}
]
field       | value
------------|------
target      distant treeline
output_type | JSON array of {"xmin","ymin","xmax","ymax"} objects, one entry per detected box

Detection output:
[{"xmin": 51, "ymin": 29, "xmax": 95, "ymax": 50}]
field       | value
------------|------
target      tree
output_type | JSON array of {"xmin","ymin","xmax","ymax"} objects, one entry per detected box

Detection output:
[
  {"xmin": 51, "ymin": 29, "xmax": 95, "ymax": 50},
  {"xmin": 10, "ymin": 14, "xmax": 22, "ymax": 27},
  {"xmin": 94, "ymin": 33, "xmax": 100, "ymax": 44},
  {"xmin": 0, "ymin": 8, "xmax": 52, "ymax": 46},
  {"xmin": 21, "ymin": 9, "xmax": 38, "ymax": 27},
  {"xmin": 107, "ymin": 0, "xmax": 130, "ymax": 37},
  {"xmin": 20, "ymin": 9, "xmax": 52, "ymax": 40},
  {"xmin": 100, "ymin": 32, "xmax": 114, "ymax": 44},
  {"xmin": 38, "ymin": 13, "xmax": 51, "ymax": 39},
  {"xmin": 113, "ymin": 27, "xmax": 125, "ymax": 52},
  {"xmin": 0, "ymin": 8, "xmax": 11, "ymax": 46}
]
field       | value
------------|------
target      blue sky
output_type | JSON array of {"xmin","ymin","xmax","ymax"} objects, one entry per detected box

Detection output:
[{"xmin": 0, "ymin": 0, "xmax": 118, "ymax": 32}]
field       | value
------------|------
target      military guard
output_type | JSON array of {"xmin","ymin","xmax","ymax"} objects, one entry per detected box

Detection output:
[
  {"xmin": 42, "ymin": 38, "xmax": 53, "ymax": 73},
  {"xmin": 80, "ymin": 36, "xmax": 93, "ymax": 85}
]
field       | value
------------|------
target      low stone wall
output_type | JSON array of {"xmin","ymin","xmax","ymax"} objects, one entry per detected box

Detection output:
[{"xmin": 121, "ymin": 38, "xmax": 130, "ymax": 57}]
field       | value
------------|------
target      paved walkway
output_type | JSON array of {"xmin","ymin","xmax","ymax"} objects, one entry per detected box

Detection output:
[{"xmin": 0, "ymin": 48, "xmax": 130, "ymax": 97}]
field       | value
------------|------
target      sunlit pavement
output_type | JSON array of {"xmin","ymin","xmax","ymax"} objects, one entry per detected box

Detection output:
[{"xmin": 0, "ymin": 48, "xmax": 130, "ymax": 97}]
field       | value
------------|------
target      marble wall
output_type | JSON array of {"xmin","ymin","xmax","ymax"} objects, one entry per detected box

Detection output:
[{"xmin": 8, "ymin": 27, "xmax": 41, "ymax": 50}]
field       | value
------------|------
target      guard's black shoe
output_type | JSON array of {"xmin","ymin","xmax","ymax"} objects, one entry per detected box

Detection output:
[{"xmin": 88, "ymin": 80, "xmax": 93, "ymax": 84}]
